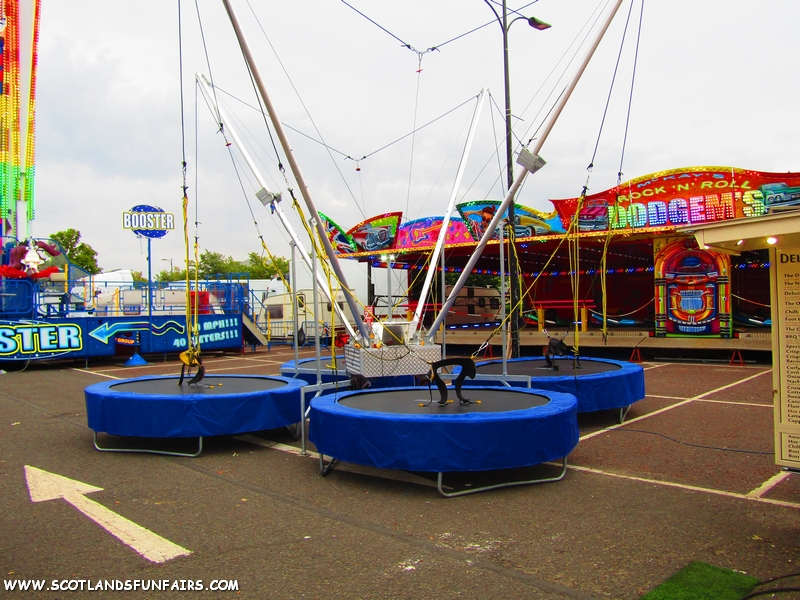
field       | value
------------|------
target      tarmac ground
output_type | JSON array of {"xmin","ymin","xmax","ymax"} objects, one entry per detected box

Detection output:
[{"xmin": 1, "ymin": 345, "xmax": 797, "ymax": 599}]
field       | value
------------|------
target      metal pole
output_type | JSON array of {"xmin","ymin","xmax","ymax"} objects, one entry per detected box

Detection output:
[
  {"xmin": 311, "ymin": 233, "xmax": 321, "ymax": 385},
  {"xmin": 367, "ymin": 262, "xmax": 374, "ymax": 307},
  {"xmin": 482, "ymin": 1, "xmax": 537, "ymax": 359},
  {"xmin": 440, "ymin": 249, "xmax": 446, "ymax": 358},
  {"xmin": 499, "ymin": 220, "xmax": 508, "ymax": 373},
  {"xmin": 427, "ymin": 0, "xmax": 624, "ymax": 341},
  {"xmin": 385, "ymin": 262, "xmax": 391, "ymax": 320},
  {"xmin": 300, "ymin": 387, "xmax": 307, "ymax": 456},
  {"xmin": 147, "ymin": 238, "xmax": 152, "ymax": 325},
  {"xmin": 290, "ymin": 241, "xmax": 299, "ymax": 368},
  {"xmin": 501, "ymin": 0, "xmax": 522, "ymax": 359},
  {"xmin": 222, "ymin": 0, "xmax": 369, "ymax": 341},
  {"xmin": 409, "ymin": 88, "xmax": 488, "ymax": 332}
]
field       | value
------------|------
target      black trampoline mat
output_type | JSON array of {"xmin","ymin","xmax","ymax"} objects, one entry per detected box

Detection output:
[
  {"xmin": 477, "ymin": 358, "xmax": 621, "ymax": 377},
  {"xmin": 337, "ymin": 388, "xmax": 549, "ymax": 414},
  {"xmin": 109, "ymin": 376, "xmax": 287, "ymax": 396}
]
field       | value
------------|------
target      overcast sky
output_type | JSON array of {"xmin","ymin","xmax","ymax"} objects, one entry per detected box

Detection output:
[{"xmin": 30, "ymin": 0, "xmax": 800, "ymax": 289}]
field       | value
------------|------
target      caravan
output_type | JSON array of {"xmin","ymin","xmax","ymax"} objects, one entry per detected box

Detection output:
[
  {"xmin": 255, "ymin": 286, "xmax": 355, "ymax": 344},
  {"xmin": 443, "ymin": 285, "xmax": 502, "ymax": 327},
  {"xmin": 65, "ymin": 269, "xmax": 136, "ymax": 316}
]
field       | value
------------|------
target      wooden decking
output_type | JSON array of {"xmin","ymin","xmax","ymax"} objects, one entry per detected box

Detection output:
[{"xmin": 435, "ymin": 326, "xmax": 772, "ymax": 353}]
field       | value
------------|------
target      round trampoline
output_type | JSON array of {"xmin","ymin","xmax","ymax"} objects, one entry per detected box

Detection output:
[
  {"xmin": 281, "ymin": 356, "xmax": 348, "ymax": 385},
  {"xmin": 309, "ymin": 386, "xmax": 579, "ymax": 496},
  {"xmin": 85, "ymin": 374, "xmax": 305, "ymax": 456},
  {"xmin": 468, "ymin": 357, "xmax": 645, "ymax": 417}
]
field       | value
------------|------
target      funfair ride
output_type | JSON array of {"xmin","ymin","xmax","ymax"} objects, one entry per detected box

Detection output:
[
  {"xmin": 222, "ymin": 0, "xmax": 625, "ymax": 381},
  {"xmin": 0, "ymin": 2, "xmax": 246, "ymax": 363},
  {"xmin": 0, "ymin": 0, "xmax": 40, "ymax": 244}
]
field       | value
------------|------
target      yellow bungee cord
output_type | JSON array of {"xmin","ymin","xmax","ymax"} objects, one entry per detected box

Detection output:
[{"xmin": 178, "ymin": 194, "xmax": 205, "ymax": 386}]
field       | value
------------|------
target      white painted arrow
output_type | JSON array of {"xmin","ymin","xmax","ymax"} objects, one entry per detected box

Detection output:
[{"xmin": 24, "ymin": 465, "xmax": 191, "ymax": 563}]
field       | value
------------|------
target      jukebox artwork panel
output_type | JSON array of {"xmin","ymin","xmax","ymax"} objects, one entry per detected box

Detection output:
[{"xmin": 654, "ymin": 237, "xmax": 731, "ymax": 337}]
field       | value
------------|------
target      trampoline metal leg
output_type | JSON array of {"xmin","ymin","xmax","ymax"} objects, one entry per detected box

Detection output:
[
  {"xmin": 319, "ymin": 453, "xmax": 337, "ymax": 476},
  {"xmin": 93, "ymin": 431, "xmax": 204, "ymax": 458},
  {"xmin": 285, "ymin": 423, "xmax": 301, "ymax": 441},
  {"xmin": 436, "ymin": 456, "xmax": 569, "ymax": 498},
  {"xmin": 619, "ymin": 405, "xmax": 631, "ymax": 424}
]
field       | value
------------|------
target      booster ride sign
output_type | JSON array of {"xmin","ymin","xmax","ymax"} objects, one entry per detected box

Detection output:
[{"xmin": 123, "ymin": 205, "xmax": 174, "ymax": 238}]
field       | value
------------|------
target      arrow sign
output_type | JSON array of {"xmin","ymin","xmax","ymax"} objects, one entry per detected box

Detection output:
[
  {"xmin": 89, "ymin": 320, "xmax": 185, "ymax": 343},
  {"xmin": 88, "ymin": 321, "xmax": 150, "ymax": 343},
  {"xmin": 24, "ymin": 466, "xmax": 191, "ymax": 563}
]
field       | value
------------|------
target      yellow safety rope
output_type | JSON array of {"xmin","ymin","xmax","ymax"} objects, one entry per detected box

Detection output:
[
  {"xmin": 471, "ymin": 222, "xmax": 572, "ymax": 359},
  {"xmin": 257, "ymin": 237, "xmax": 292, "ymax": 293},
  {"xmin": 180, "ymin": 194, "xmax": 202, "ymax": 371}
]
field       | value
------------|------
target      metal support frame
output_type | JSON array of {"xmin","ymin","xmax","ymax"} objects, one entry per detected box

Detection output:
[
  {"xmin": 291, "ymin": 242, "xmax": 300, "ymax": 364},
  {"xmin": 299, "ymin": 380, "xmax": 354, "ymax": 456},
  {"xmin": 436, "ymin": 456, "xmax": 568, "ymax": 498},
  {"xmin": 285, "ymin": 423, "xmax": 301, "ymax": 441},
  {"xmin": 436, "ymin": 372, "xmax": 532, "ymax": 388},
  {"xmin": 92, "ymin": 431, "xmax": 204, "ymax": 458},
  {"xmin": 319, "ymin": 454, "xmax": 338, "ymax": 476},
  {"xmin": 499, "ymin": 220, "xmax": 508, "ymax": 368}
]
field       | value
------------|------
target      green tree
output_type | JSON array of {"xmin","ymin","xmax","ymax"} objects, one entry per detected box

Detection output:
[
  {"xmin": 155, "ymin": 265, "xmax": 195, "ymax": 283},
  {"xmin": 197, "ymin": 250, "xmax": 248, "ymax": 279},
  {"xmin": 247, "ymin": 252, "xmax": 289, "ymax": 279},
  {"xmin": 152, "ymin": 249, "xmax": 290, "ymax": 282},
  {"xmin": 49, "ymin": 228, "xmax": 101, "ymax": 274}
]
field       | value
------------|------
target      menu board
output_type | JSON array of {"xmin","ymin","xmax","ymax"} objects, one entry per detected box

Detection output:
[{"xmin": 773, "ymin": 246, "xmax": 800, "ymax": 468}]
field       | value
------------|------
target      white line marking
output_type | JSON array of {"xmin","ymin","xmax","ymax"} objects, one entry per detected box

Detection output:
[
  {"xmin": 642, "ymin": 363, "xmax": 670, "ymax": 371},
  {"xmin": 234, "ymin": 435, "xmax": 285, "ymax": 452},
  {"xmin": 696, "ymin": 398, "xmax": 772, "ymax": 408},
  {"xmin": 747, "ymin": 471, "xmax": 792, "ymax": 498},
  {"xmin": 580, "ymin": 369, "xmax": 771, "ymax": 442},
  {"xmin": 580, "ymin": 398, "xmax": 697, "ymax": 441},
  {"xmin": 71, "ymin": 369, "xmax": 121, "ymax": 380},
  {"xmin": 233, "ymin": 435, "xmax": 438, "ymax": 488},
  {"xmin": 25, "ymin": 466, "xmax": 191, "ymax": 563},
  {"xmin": 74, "ymin": 360, "xmax": 287, "ymax": 379},
  {"xmin": 565, "ymin": 464, "xmax": 799, "ymax": 509},
  {"xmin": 238, "ymin": 434, "xmax": 797, "ymax": 507},
  {"xmin": 694, "ymin": 369, "xmax": 771, "ymax": 399}
]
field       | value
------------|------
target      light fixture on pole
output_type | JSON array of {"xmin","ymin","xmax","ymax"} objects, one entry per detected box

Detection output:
[
  {"xmin": 161, "ymin": 258, "xmax": 174, "ymax": 272},
  {"xmin": 482, "ymin": 0, "xmax": 550, "ymax": 358},
  {"xmin": 527, "ymin": 16, "xmax": 552, "ymax": 31}
]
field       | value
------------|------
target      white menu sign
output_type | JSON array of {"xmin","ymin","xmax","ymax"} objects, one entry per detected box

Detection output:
[{"xmin": 773, "ymin": 246, "xmax": 800, "ymax": 468}]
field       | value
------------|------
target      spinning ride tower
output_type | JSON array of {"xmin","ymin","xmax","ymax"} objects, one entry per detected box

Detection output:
[{"xmin": 0, "ymin": 0, "xmax": 40, "ymax": 243}]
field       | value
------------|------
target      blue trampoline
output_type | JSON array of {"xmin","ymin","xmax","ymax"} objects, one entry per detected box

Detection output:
[
  {"xmin": 280, "ymin": 356, "xmax": 348, "ymax": 385},
  {"xmin": 469, "ymin": 357, "xmax": 645, "ymax": 419},
  {"xmin": 309, "ymin": 386, "xmax": 579, "ymax": 497},
  {"xmin": 85, "ymin": 374, "xmax": 305, "ymax": 457}
]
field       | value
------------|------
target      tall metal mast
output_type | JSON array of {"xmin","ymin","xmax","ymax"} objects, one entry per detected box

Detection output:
[
  {"xmin": 221, "ymin": 0, "xmax": 370, "ymax": 340},
  {"xmin": 409, "ymin": 88, "xmax": 488, "ymax": 334}
]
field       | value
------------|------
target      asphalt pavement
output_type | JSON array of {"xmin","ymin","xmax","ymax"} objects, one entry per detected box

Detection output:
[{"xmin": 1, "ymin": 346, "xmax": 797, "ymax": 599}]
